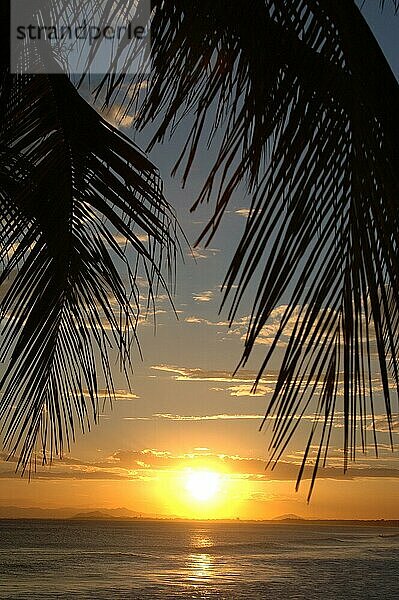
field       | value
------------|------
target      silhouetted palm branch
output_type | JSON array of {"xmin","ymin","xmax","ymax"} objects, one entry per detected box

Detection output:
[
  {"xmin": 89, "ymin": 0, "xmax": 399, "ymax": 492},
  {"xmin": 0, "ymin": 65, "xmax": 177, "ymax": 471},
  {"xmin": 2, "ymin": 0, "xmax": 399, "ymax": 492}
]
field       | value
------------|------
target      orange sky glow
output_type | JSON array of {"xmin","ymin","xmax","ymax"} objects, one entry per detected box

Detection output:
[{"xmin": 1, "ymin": 1, "xmax": 399, "ymax": 524}]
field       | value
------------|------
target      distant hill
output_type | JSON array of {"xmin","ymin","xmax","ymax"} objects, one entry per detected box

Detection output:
[
  {"xmin": 0, "ymin": 506, "xmax": 166, "ymax": 520},
  {"xmin": 273, "ymin": 514, "xmax": 305, "ymax": 521},
  {"xmin": 2, "ymin": 507, "xmax": 398, "ymax": 526},
  {"xmin": 70, "ymin": 507, "xmax": 173, "ymax": 520},
  {"xmin": 70, "ymin": 511, "xmax": 119, "ymax": 520}
]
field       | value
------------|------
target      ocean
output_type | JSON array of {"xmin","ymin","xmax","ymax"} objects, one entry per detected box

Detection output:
[{"xmin": 0, "ymin": 520, "xmax": 398, "ymax": 599}]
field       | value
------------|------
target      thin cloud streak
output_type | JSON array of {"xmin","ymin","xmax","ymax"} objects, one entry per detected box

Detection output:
[
  {"xmin": 151, "ymin": 364, "xmax": 279, "ymax": 384},
  {"xmin": 188, "ymin": 247, "xmax": 220, "ymax": 260},
  {"xmin": 193, "ymin": 290, "xmax": 214, "ymax": 302},
  {"xmin": 124, "ymin": 413, "xmax": 265, "ymax": 421}
]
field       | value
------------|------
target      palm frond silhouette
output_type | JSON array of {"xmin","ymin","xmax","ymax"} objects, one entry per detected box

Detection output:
[
  {"xmin": 2, "ymin": 1, "xmax": 399, "ymax": 492},
  {"xmin": 0, "ymin": 60, "xmax": 177, "ymax": 470}
]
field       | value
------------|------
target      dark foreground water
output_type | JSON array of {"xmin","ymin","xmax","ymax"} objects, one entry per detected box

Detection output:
[{"xmin": 0, "ymin": 519, "xmax": 398, "ymax": 599}]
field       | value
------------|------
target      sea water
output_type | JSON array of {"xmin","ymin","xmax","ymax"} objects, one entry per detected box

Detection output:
[{"xmin": 0, "ymin": 519, "xmax": 398, "ymax": 599}]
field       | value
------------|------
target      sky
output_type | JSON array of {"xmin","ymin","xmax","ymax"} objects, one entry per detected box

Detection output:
[{"xmin": 1, "ymin": 2, "xmax": 399, "ymax": 520}]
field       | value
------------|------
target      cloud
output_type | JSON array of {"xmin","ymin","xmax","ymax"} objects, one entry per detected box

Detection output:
[
  {"xmin": 112, "ymin": 233, "xmax": 129, "ymax": 247},
  {"xmin": 0, "ymin": 453, "xmax": 129, "ymax": 481},
  {"xmin": 184, "ymin": 316, "xmax": 229, "ymax": 327},
  {"xmin": 3, "ymin": 447, "xmax": 399, "ymax": 483},
  {"xmin": 201, "ymin": 304, "xmax": 336, "ymax": 349},
  {"xmin": 150, "ymin": 365, "xmax": 286, "ymax": 397},
  {"xmin": 102, "ymin": 105, "xmax": 137, "ymax": 129},
  {"xmin": 185, "ymin": 316, "xmax": 205, "ymax": 324},
  {"xmin": 227, "ymin": 385, "xmax": 275, "ymax": 397},
  {"xmin": 0, "ymin": 271, "xmax": 16, "ymax": 301},
  {"xmin": 113, "ymin": 390, "xmax": 140, "ymax": 401},
  {"xmin": 183, "ymin": 313, "xmax": 250, "ymax": 337},
  {"xmin": 235, "ymin": 208, "xmax": 251, "ymax": 218},
  {"xmin": 136, "ymin": 233, "xmax": 149, "ymax": 243},
  {"xmin": 111, "ymin": 232, "xmax": 149, "ymax": 248},
  {"xmin": 150, "ymin": 413, "xmax": 264, "ymax": 421},
  {"xmin": 182, "ymin": 303, "xmax": 331, "ymax": 351},
  {"xmin": 193, "ymin": 290, "xmax": 214, "ymax": 303},
  {"xmin": 76, "ymin": 450, "xmax": 399, "ymax": 481},
  {"xmin": 81, "ymin": 389, "xmax": 140, "ymax": 401},
  {"xmin": 122, "ymin": 412, "xmax": 321, "ymax": 425},
  {"xmin": 189, "ymin": 247, "xmax": 220, "ymax": 260},
  {"xmin": 150, "ymin": 365, "xmax": 278, "ymax": 384},
  {"xmin": 367, "ymin": 416, "xmax": 399, "ymax": 432}
]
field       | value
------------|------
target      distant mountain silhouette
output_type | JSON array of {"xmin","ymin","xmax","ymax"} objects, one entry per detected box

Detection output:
[
  {"xmin": 1, "ymin": 507, "xmax": 399, "ymax": 526},
  {"xmin": 273, "ymin": 514, "xmax": 305, "ymax": 521},
  {"xmin": 0, "ymin": 506, "xmax": 166, "ymax": 520},
  {"xmin": 70, "ymin": 511, "xmax": 119, "ymax": 520}
]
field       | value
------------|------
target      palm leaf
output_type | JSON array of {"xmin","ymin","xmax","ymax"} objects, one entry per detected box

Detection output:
[
  {"xmin": 0, "ymin": 66, "xmax": 177, "ymax": 471},
  {"xmin": 88, "ymin": 0, "xmax": 399, "ymax": 493}
]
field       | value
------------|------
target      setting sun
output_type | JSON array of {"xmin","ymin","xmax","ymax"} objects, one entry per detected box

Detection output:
[{"xmin": 185, "ymin": 470, "xmax": 221, "ymax": 502}]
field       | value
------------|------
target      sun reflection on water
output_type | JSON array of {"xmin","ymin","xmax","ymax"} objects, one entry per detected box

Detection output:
[
  {"xmin": 190, "ymin": 531, "xmax": 215, "ymax": 549},
  {"xmin": 188, "ymin": 552, "xmax": 213, "ymax": 583}
]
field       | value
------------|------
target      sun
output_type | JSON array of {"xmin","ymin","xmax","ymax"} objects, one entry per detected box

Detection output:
[{"xmin": 185, "ymin": 470, "xmax": 221, "ymax": 502}]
